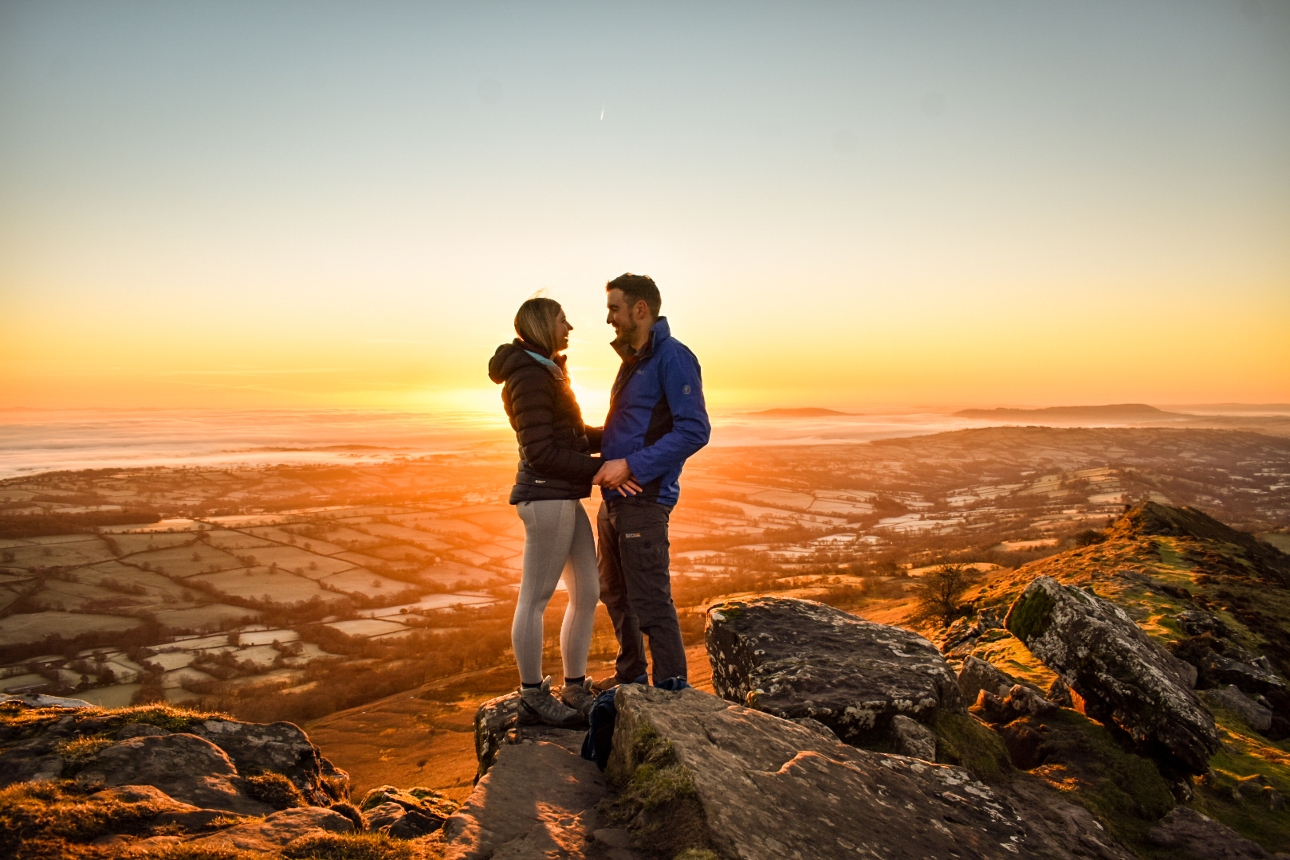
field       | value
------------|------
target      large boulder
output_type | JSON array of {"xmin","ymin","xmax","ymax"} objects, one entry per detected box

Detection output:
[
  {"xmin": 606, "ymin": 684, "xmax": 1132, "ymax": 860},
  {"xmin": 79, "ymin": 733, "xmax": 273, "ymax": 815},
  {"xmin": 190, "ymin": 718, "xmax": 347, "ymax": 805},
  {"xmin": 0, "ymin": 703, "xmax": 348, "ymax": 805},
  {"xmin": 1006, "ymin": 576, "xmax": 1219, "ymax": 774},
  {"xmin": 705, "ymin": 597, "xmax": 962, "ymax": 749}
]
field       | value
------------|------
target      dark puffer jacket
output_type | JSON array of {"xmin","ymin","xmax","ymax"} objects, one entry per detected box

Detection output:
[{"xmin": 489, "ymin": 340, "xmax": 602, "ymax": 503}]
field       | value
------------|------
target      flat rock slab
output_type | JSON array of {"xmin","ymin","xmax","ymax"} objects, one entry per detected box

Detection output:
[
  {"xmin": 706, "ymin": 596, "xmax": 962, "ymax": 747},
  {"xmin": 611, "ymin": 685, "xmax": 1118, "ymax": 860},
  {"xmin": 1006, "ymin": 576, "xmax": 1218, "ymax": 774},
  {"xmin": 441, "ymin": 739, "xmax": 617, "ymax": 860}
]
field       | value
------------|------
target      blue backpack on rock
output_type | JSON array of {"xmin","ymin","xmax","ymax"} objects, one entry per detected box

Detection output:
[{"xmin": 580, "ymin": 676, "xmax": 690, "ymax": 771}]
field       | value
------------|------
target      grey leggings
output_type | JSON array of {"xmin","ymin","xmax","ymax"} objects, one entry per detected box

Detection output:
[{"xmin": 513, "ymin": 499, "xmax": 600, "ymax": 685}]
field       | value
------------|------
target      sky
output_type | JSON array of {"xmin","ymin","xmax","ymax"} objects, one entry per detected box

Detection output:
[{"xmin": 2, "ymin": 0, "xmax": 1288, "ymax": 421}]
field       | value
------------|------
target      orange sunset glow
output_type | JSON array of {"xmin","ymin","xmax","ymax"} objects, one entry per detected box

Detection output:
[{"xmin": 2, "ymin": 3, "xmax": 1287, "ymax": 416}]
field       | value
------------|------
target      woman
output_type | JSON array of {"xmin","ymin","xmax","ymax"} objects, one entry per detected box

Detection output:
[{"xmin": 488, "ymin": 297, "xmax": 636, "ymax": 726}]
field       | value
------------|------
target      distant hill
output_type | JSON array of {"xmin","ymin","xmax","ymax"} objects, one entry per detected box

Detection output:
[
  {"xmin": 1165, "ymin": 403, "xmax": 1290, "ymax": 414},
  {"xmin": 954, "ymin": 403, "xmax": 1188, "ymax": 421},
  {"xmin": 747, "ymin": 407, "xmax": 853, "ymax": 418}
]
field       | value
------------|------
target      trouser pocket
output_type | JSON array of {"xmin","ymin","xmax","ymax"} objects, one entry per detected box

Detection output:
[{"xmin": 621, "ymin": 524, "xmax": 669, "ymax": 577}]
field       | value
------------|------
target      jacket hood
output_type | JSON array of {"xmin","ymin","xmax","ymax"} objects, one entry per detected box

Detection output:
[{"xmin": 489, "ymin": 340, "xmax": 567, "ymax": 384}]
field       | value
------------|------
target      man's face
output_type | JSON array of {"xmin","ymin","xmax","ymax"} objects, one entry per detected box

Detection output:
[{"xmin": 606, "ymin": 288, "xmax": 644, "ymax": 342}]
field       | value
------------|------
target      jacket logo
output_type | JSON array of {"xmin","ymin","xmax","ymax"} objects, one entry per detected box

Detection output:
[
  {"xmin": 625, "ymin": 532, "xmax": 641, "ymax": 538},
  {"xmin": 534, "ymin": 479, "xmax": 546, "ymax": 484}
]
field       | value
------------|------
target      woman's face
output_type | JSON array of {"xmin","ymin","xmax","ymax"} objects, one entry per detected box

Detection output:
[{"xmin": 554, "ymin": 309, "xmax": 572, "ymax": 353}]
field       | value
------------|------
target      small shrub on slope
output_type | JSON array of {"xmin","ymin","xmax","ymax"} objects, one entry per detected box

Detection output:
[
  {"xmin": 243, "ymin": 771, "xmax": 305, "ymax": 810},
  {"xmin": 907, "ymin": 564, "xmax": 980, "ymax": 628}
]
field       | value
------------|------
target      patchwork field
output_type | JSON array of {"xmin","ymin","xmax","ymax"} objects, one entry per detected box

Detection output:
[{"xmin": 0, "ymin": 426, "xmax": 1286, "ymax": 757}]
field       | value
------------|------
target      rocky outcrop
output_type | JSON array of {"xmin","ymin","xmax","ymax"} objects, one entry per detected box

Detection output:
[
  {"xmin": 605, "ymin": 684, "xmax": 1131, "ymax": 860},
  {"xmin": 1203, "ymin": 685, "xmax": 1275, "ymax": 733},
  {"xmin": 1006, "ymin": 575, "xmax": 1219, "ymax": 774},
  {"xmin": 0, "ymin": 700, "xmax": 380, "ymax": 856},
  {"xmin": 78, "ymin": 732, "xmax": 274, "ymax": 815},
  {"xmin": 0, "ymin": 703, "xmax": 349, "ymax": 802},
  {"xmin": 359, "ymin": 784, "xmax": 457, "ymax": 838},
  {"xmin": 705, "ymin": 596, "xmax": 962, "ymax": 749},
  {"xmin": 189, "ymin": 717, "xmax": 342, "ymax": 805},
  {"xmin": 1171, "ymin": 622, "xmax": 1289, "ymax": 738}
]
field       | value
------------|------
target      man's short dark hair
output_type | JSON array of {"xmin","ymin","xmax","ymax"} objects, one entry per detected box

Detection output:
[{"xmin": 606, "ymin": 273, "xmax": 661, "ymax": 319}]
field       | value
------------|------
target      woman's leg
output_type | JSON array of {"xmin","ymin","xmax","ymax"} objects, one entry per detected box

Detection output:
[
  {"xmin": 559, "ymin": 501, "xmax": 600, "ymax": 681},
  {"xmin": 512, "ymin": 500, "xmax": 578, "ymax": 685}
]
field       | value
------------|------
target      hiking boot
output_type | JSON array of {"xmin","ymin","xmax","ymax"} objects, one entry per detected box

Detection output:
[
  {"xmin": 559, "ymin": 677, "xmax": 596, "ymax": 717},
  {"xmin": 591, "ymin": 675, "xmax": 625, "ymax": 694},
  {"xmin": 518, "ymin": 677, "xmax": 583, "ymax": 728}
]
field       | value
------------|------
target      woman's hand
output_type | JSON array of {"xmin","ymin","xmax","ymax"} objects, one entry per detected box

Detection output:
[{"xmin": 593, "ymin": 459, "xmax": 641, "ymax": 496}]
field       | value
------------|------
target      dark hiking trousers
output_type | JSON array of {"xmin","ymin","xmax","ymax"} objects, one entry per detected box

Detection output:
[{"xmin": 597, "ymin": 496, "xmax": 687, "ymax": 684}]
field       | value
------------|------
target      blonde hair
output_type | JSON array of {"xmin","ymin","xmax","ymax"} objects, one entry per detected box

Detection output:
[{"xmin": 514, "ymin": 297, "xmax": 563, "ymax": 356}]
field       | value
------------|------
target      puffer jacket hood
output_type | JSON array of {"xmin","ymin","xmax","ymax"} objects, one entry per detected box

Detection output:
[{"xmin": 489, "ymin": 340, "xmax": 565, "ymax": 384}]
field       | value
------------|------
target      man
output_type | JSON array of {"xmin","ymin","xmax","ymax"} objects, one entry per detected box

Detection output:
[{"xmin": 592, "ymin": 273, "xmax": 710, "ymax": 688}]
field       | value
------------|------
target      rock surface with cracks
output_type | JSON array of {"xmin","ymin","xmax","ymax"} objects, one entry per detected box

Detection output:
[{"xmin": 705, "ymin": 596, "xmax": 963, "ymax": 749}]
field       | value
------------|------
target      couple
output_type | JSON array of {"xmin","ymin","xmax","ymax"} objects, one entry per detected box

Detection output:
[{"xmin": 487, "ymin": 273, "xmax": 710, "ymax": 727}]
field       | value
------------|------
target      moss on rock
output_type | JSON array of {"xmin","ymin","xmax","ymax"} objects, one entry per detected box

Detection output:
[
  {"xmin": 1006, "ymin": 584, "xmax": 1056, "ymax": 644},
  {"xmin": 934, "ymin": 710, "xmax": 1012, "ymax": 782}
]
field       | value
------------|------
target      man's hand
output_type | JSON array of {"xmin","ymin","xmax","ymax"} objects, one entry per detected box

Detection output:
[{"xmin": 593, "ymin": 459, "xmax": 641, "ymax": 496}]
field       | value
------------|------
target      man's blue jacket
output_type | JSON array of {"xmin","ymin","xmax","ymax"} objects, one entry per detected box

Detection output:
[{"xmin": 600, "ymin": 317, "xmax": 710, "ymax": 506}]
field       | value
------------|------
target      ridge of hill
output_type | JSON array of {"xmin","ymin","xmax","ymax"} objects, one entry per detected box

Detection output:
[{"xmin": 956, "ymin": 403, "xmax": 1188, "ymax": 420}]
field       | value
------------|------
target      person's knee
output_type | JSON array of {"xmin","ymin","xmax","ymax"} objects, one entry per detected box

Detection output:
[{"xmin": 635, "ymin": 604, "xmax": 682, "ymax": 634}]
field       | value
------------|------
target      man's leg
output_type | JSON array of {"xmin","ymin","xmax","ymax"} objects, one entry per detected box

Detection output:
[
  {"xmin": 616, "ymin": 499, "xmax": 687, "ymax": 683},
  {"xmin": 597, "ymin": 500, "xmax": 647, "ymax": 683}
]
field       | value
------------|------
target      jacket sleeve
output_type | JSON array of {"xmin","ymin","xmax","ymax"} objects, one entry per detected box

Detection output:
[
  {"xmin": 510, "ymin": 367, "xmax": 602, "ymax": 482},
  {"xmin": 585, "ymin": 426, "xmax": 603, "ymax": 455},
  {"xmin": 624, "ymin": 346, "xmax": 711, "ymax": 485}
]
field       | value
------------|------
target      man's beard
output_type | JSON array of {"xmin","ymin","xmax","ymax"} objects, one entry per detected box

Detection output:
[{"xmin": 613, "ymin": 317, "xmax": 639, "ymax": 345}]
